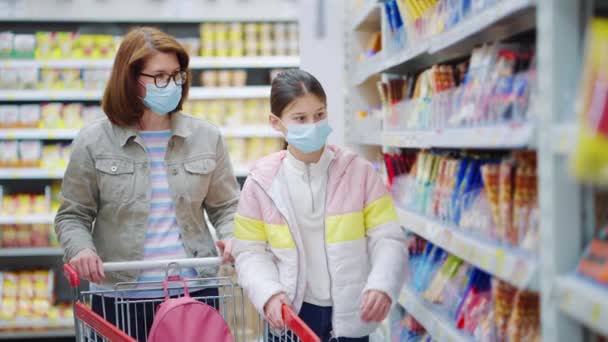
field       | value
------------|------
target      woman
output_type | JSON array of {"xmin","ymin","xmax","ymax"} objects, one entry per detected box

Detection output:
[
  {"xmin": 55, "ymin": 27, "xmax": 240, "ymax": 339},
  {"xmin": 233, "ymin": 70, "xmax": 407, "ymax": 341}
]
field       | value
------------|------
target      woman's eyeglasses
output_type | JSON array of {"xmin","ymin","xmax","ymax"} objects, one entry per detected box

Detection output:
[{"xmin": 140, "ymin": 70, "xmax": 188, "ymax": 88}]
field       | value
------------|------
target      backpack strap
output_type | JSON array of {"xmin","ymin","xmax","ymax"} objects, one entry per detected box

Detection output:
[{"xmin": 163, "ymin": 276, "xmax": 191, "ymax": 301}]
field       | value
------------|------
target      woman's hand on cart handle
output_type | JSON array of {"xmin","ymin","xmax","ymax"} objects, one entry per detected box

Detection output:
[
  {"xmin": 360, "ymin": 290, "xmax": 391, "ymax": 322},
  {"xmin": 216, "ymin": 239, "xmax": 235, "ymax": 264},
  {"xmin": 69, "ymin": 248, "xmax": 105, "ymax": 284},
  {"xmin": 264, "ymin": 292, "xmax": 289, "ymax": 330}
]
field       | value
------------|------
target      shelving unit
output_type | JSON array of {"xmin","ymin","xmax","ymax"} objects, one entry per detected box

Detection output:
[
  {"xmin": 0, "ymin": 247, "xmax": 63, "ymax": 257},
  {"xmin": 346, "ymin": 0, "xmax": 602, "ymax": 341},
  {"xmin": 0, "ymin": 329, "xmax": 75, "ymax": 340},
  {"xmin": 397, "ymin": 208, "xmax": 539, "ymax": 290},
  {"xmin": 398, "ymin": 286, "xmax": 472, "ymax": 342},
  {"xmin": 0, "ymin": 213, "xmax": 55, "ymax": 225}
]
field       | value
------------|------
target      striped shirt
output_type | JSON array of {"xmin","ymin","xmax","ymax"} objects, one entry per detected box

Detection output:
[{"xmin": 137, "ymin": 130, "xmax": 197, "ymax": 286}]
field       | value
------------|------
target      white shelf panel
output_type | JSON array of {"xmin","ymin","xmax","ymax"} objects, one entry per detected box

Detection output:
[
  {"xmin": 353, "ymin": 52, "xmax": 385, "ymax": 85},
  {"xmin": 373, "ymin": 0, "xmax": 535, "ymax": 75},
  {"xmin": 428, "ymin": 0, "xmax": 536, "ymax": 53},
  {"xmin": 552, "ymin": 122, "xmax": 577, "ymax": 155},
  {"xmin": 0, "ymin": 90, "xmax": 103, "ymax": 101},
  {"xmin": 398, "ymin": 208, "xmax": 539, "ymax": 290},
  {"xmin": 0, "ymin": 126, "xmax": 279, "ymax": 140},
  {"xmin": 0, "ymin": 129, "xmax": 80, "ymax": 140},
  {"xmin": 353, "ymin": 0, "xmax": 381, "ymax": 31},
  {"xmin": 221, "ymin": 126, "xmax": 281, "ymax": 138},
  {"xmin": 0, "ymin": 248, "xmax": 63, "ymax": 257},
  {"xmin": 0, "ymin": 328, "xmax": 74, "ymax": 339},
  {"xmin": 382, "ymin": 122, "xmax": 535, "ymax": 149},
  {"xmin": 0, "ymin": 168, "xmax": 65, "ymax": 179},
  {"xmin": 1, "ymin": 56, "xmax": 300, "ymax": 69},
  {"xmin": 189, "ymin": 86, "xmax": 271, "ymax": 99},
  {"xmin": 0, "ymin": 213, "xmax": 55, "ymax": 224},
  {"xmin": 398, "ymin": 286, "xmax": 472, "ymax": 342},
  {"xmin": 557, "ymin": 275, "xmax": 608, "ymax": 336},
  {"xmin": 0, "ymin": 87, "xmax": 271, "ymax": 101}
]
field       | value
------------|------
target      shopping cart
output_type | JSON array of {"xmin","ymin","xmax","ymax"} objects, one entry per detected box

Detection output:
[{"xmin": 63, "ymin": 257, "xmax": 320, "ymax": 342}]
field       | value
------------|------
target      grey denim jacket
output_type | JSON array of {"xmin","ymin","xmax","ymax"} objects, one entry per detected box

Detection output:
[{"xmin": 54, "ymin": 113, "xmax": 240, "ymax": 285}]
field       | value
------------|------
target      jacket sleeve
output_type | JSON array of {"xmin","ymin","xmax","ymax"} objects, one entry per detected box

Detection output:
[
  {"xmin": 204, "ymin": 135, "xmax": 240, "ymax": 241},
  {"xmin": 232, "ymin": 178, "xmax": 286, "ymax": 314},
  {"xmin": 362, "ymin": 162, "xmax": 408, "ymax": 304},
  {"xmin": 54, "ymin": 132, "xmax": 99, "ymax": 263}
]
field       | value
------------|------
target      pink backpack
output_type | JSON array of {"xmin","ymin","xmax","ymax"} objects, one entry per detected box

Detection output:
[{"xmin": 147, "ymin": 280, "xmax": 233, "ymax": 342}]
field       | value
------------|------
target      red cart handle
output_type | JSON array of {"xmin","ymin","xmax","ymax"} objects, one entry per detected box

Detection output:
[
  {"xmin": 63, "ymin": 264, "xmax": 81, "ymax": 287},
  {"xmin": 282, "ymin": 304, "xmax": 321, "ymax": 342}
]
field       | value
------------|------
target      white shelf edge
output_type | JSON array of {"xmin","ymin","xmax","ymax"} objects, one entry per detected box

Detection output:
[
  {"xmin": 552, "ymin": 122, "xmax": 577, "ymax": 155},
  {"xmin": 398, "ymin": 286, "xmax": 472, "ymax": 342},
  {"xmin": 352, "ymin": 0, "xmax": 381, "ymax": 31},
  {"xmin": 0, "ymin": 86, "xmax": 271, "ymax": 101},
  {"xmin": 556, "ymin": 274, "xmax": 608, "ymax": 336},
  {"xmin": 0, "ymin": 168, "xmax": 66, "ymax": 179},
  {"xmin": 397, "ymin": 208, "xmax": 539, "ymax": 290},
  {"xmin": 0, "ymin": 126, "xmax": 279, "ymax": 140},
  {"xmin": 0, "ymin": 248, "xmax": 63, "ymax": 257},
  {"xmin": 367, "ymin": 0, "xmax": 535, "ymax": 75},
  {"xmin": 382, "ymin": 122, "xmax": 535, "ymax": 149},
  {"xmin": 1, "ymin": 56, "xmax": 300, "ymax": 69},
  {"xmin": 0, "ymin": 328, "xmax": 74, "ymax": 339},
  {"xmin": 353, "ymin": 52, "xmax": 385, "ymax": 85},
  {"xmin": 0, "ymin": 213, "xmax": 55, "ymax": 224},
  {"xmin": 428, "ymin": 0, "xmax": 536, "ymax": 53}
]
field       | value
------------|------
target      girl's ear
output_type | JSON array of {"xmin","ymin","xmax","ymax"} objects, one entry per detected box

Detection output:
[{"xmin": 269, "ymin": 114, "xmax": 286, "ymax": 135}]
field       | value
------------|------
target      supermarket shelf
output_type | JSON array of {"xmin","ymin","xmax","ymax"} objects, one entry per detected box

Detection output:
[
  {"xmin": 353, "ymin": 52, "xmax": 385, "ymax": 85},
  {"xmin": 552, "ymin": 122, "xmax": 577, "ymax": 155},
  {"xmin": 381, "ymin": 0, "xmax": 536, "ymax": 75},
  {"xmin": 0, "ymin": 248, "xmax": 63, "ymax": 257},
  {"xmin": 1, "ymin": 56, "xmax": 300, "ymax": 69},
  {"xmin": 221, "ymin": 126, "xmax": 281, "ymax": 138},
  {"xmin": 397, "ymin": 208, "xmax": 539, "ymax": 290},
  {"xmin": 353, "ymin": 0, "xmax": 381, "ymax": 31},
  {"xmin": 0, "ymin": 86, "xmax": 271, "ymax": 101},
  {"xmin": 0, "ymin": 126, "xmax": 279, "ymax": 140},
  {"xmin": 0, "ymin": 328, "xmax": 74, "ymax": 339},
  {"xmin": 0, "ymin": 129, "xmax": 80, "ymax": 140},
  {"xmin": 0, "ymin": 168, "xmax": 65, "ymax": 179},
  {"xmin": 556, "ymin": 274, "xmax": 608, "ymax": 336},
  {"xmin": 0, "ymin": 213, "xmax": 55, "ymax": 224},
  {"xmin": 398, "ymin": 286, "xmax": 472, "ymax": 342},
  {"xmin": 382, "ymin": 122, "xmax": 535, "ymax": 149}
]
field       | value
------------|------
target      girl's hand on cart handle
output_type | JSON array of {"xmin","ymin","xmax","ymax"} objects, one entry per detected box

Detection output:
[
  {"xmin": 264, "ymin": 292, "xmax": 289, "ymax": 330},
  {"xmin": 360, "ymin": 290, "xmax": 391, "ymax": 322},
  {"xmin": 69, "ymin": 248, "xmax": 105, "ymax": 284},
  {"xmin": 216, "ymin": 240, "xmax": 235, "ymax": 264}
]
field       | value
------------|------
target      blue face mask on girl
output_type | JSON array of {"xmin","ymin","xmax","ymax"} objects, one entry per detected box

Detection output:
[
  {"xmin": 281, "ymin": 118, "xmax": 333, "ymax": 153},
  {"xmin": 141, "ymin": 82, "xmax": 182, "ymax": 115}
]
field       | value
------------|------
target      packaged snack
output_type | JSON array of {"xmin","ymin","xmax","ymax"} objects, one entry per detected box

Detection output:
[
  {"xmin": 424, "ymin": 255, "xmax": 463, "ymax": 303},
  {"xmin": 493, "ymin": 279, "xmax": 518, "ymax": 341},
  {"xmin": 0, "ymin": 105, "xmax": 19, "ymax": 128},
  {"xmin": 16, "ymin": 225, "xmax": 32, "ymax": 247},
  {"xmin": 19, "ymin": 105, "xmax": 42, "ymax": 128},
  {"xmin": 0, "ymin": 141, "xmax": 19, "ymax": 167},
  {"xmin": 0, "ymin": 31, "xmax": 13, "ymax": 57},
  {"xmin": 40, "ymin": 68, "xmax": 61, "ymax": 89},
  {"xmin": 62, "ymin": 103, "xmax": 84, "ymax": 128},
  {"xmin": 41, "ymin": 103, "xmax": 64, "ymax": 129},
  {"xmin": 456, "ymin": 269, "xmax": 492, "ymax": 334},
  {"xmin": 201, "ymin": 70, "xmax": 218, "ymax": 88},
  {"xmin": 0, "ymin": 296, "xmax": 17, "ymax": 320},
  {"xmin": 218, "ymin": 70, "xmax": 232, "ymax": 88},
  {"xmin": 233, "ymin": 70, "xmax": 247, "ymax": 87},
  {"xmin": 2, "ymin": 225, "xmax": 18, "ymax": 247},
  {"xmin": 35, "ymin": 32, "xmax": 56, "ymax": 59},
  {"xmin": 13, "ymin": 34, "xmax": 36, "ymax": 58},
  {"xmin": 19, "ymin": 141, "xmax": 43, "ymax": 167},
  {"xmin": 497, "ymin": 159, "xmax": 515, "ymax": 244},
  {"xmin": 31, "ymin": 224, "xmax": 50, "ymax": 247},
  {"xmin": 61, "ymin": 68, "xmax": 83, "ymax": 89}
]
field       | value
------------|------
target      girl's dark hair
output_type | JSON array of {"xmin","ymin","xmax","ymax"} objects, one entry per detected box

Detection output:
[{"xmin": 270, "ymin": 69, "xmax": 327, "ymax": 118}]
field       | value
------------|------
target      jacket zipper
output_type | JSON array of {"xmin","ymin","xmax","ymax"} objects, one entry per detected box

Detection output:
[
  {"xmin": 321, "ymin": 160, "xmax": 337, "ymax": 337},
  {"xmin": 306, "ymin": 166, "xmax": 315, "ymax": 213},
  {"xmin": 249, "ymin": 175, "xmax": 302, "ymax": 308}
]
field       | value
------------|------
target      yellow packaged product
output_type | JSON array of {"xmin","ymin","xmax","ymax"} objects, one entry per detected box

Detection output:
[
  {"xmin": 18, "ymin": 272, "xmax": 34, "ymax": 299},
  {"xmin": 193, "ymin": 101, "xmax": 207, "ymax": 118},
  {"xmin": 2, "ymin": 272, "xmax": 19, "ymax": 297},
  {"xmin": 63, "ymin": 103, "xmax": 84, "ymax": 128},
  {"xmin": 61, "ymin": 68, "xmax": 83, "ymax": 89},
  {"xmin": 41, "ymin": 103, "xmax": 64, "ymax": 129},
  {"xmin": 0, "ymin": 296, "xmax": 17, "ymax": 321},
  {"xmin": 39, "ymin": 68, "xmax": 61, "ymax": 89},
  {"xmin": 16, "ymin": 194, "xmax": 33, "ymax": 215},
  {"xmin": 56, "ymin": 32, "xmax": 76, "ymax": 58},
  {"xmin": 97, "ymin": 35, "xmax": 115, "ymax": 58},
  {"xmin": 1, "ymin": 225, "xmax": 18, "ymax": 247},
  {"xmin": 35, "ymin": 32, "xmax": 56, "ymax": 59}
]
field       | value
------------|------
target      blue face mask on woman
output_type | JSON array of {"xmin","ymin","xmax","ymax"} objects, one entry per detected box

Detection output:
[
  {"xmin": 141, "ymin": 82, "xmax": 182, "ymax": 115},
  {"xmin": 282, "ymin": 119, "xmax": 333, "ymax": 153}
]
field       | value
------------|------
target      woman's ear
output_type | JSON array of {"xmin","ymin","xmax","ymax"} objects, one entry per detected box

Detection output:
[{"xmin": 269, "ymin": 114, "xmax": 286, "ymax": 135}]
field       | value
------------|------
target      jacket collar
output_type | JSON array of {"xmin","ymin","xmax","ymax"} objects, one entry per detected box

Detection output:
[
  {"xmin": 113, "ymin": 112, "xmax": 192, "ymax": 146},
  {"xmin": 249, "ymin": 145, "xmax": 358, "ymax": 191}
]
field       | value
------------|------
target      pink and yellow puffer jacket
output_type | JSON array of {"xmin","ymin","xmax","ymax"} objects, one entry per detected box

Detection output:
[{"xmin": 232, "ymin": 145, "xmax": 407, "ymax": 338}]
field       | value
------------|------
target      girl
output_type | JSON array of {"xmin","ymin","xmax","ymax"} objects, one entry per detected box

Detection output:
[{"xmin": 233, "ymin": 70, "xmax": 407, "ymax": 341}]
